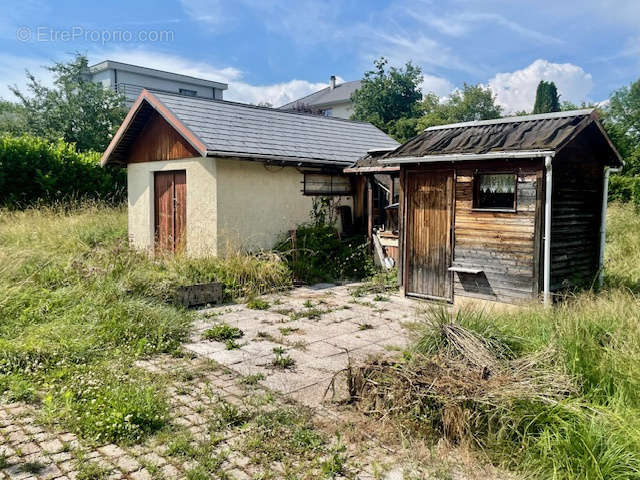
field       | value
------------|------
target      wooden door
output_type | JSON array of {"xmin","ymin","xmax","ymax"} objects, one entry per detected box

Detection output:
[
  {"xmin": 154, "ymin": 170, "xmax": 186, "ymax": 252},
  {"xmin": 405, "ymin": 170, "xmax": 454, "ymax": 301}
]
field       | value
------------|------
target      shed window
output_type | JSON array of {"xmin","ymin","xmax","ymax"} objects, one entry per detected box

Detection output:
[
  {"xmin": 303, "ymin": 173, "xmax": 352, "ymax": 195},
  {"xmin": 473, "ymin": 173, "xmax": 516, "ymax": 210}
]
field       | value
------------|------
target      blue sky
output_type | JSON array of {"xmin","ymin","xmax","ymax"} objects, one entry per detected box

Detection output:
[{"xmin": 1, "ymin": 0, "xmax": 639, "ymax": 112}]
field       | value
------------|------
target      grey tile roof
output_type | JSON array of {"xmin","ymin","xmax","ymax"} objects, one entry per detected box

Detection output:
[
  {"xmin": 152, "ymin": 91, "xmax": 396, "ymax": 166},
  {"xmin": 279, "ymin": 80, "xmax": 361, "ymax": 110}
]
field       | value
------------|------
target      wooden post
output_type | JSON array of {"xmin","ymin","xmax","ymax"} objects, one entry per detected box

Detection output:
[{"xmin": 367, "ymin": 176, "xmax": 373, "ymax": 247}]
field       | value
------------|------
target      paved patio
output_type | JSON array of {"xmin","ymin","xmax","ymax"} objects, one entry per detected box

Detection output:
[{"xmin": 184, "ymin": 284, "xmax": 421, "ymax": 407}]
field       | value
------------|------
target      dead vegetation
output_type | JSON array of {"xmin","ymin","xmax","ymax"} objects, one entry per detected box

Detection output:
[{"xmin": 336, "ymin": 308, "xmax": 574, "ymax": 445}]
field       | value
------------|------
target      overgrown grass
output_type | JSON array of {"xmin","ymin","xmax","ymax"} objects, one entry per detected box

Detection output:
[
  {"xmin": 0, "ymin": 203, "xmax": 291, "ymax": 443},
  {"xmin": 354, "ymin": 202, "xmax": 640, "ymax": 480}
]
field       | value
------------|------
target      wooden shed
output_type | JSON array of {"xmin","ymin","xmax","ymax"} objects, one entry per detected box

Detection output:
[{"xmin": 379, "ymin": 109, "xmax": 623, "ymax": 305}]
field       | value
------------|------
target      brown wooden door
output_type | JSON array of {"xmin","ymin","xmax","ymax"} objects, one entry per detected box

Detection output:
[
  {"xmin": 405, "ymin": 170, "xmax": 454, "ymax": 301},
  {"xmin": 154, "ymin": 170, "xmax": 186, "ymax": 252}
]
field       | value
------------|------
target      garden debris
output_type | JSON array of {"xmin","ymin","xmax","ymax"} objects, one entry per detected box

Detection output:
[{"xmin": 332, "ymin": 318, "xmax": 574, "ymax": 444}]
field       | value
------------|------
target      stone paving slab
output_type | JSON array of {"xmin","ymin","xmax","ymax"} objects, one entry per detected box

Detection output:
[{"xmin": 185, "ymin": 284, "xmax": 419, "ymax": 408}]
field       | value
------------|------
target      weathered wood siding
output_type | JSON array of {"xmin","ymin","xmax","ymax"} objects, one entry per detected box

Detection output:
[
  {"xmin": 405, "ymin": 170, "xmax": 454, "ymax": 300},
  {"xmin": 452, "ymin": 160, "xmax": 542, "ymax": 303},
  {"xmin": 154, "ymin": 170, "xmax": 186, "ymax": 252},
  {"xmin": 129, "ymin": 111, "xmax": 199, "ymax": 164},
  {"xmin": 550, "ymin": 153, "xmax": 603, "ymax": 289}
]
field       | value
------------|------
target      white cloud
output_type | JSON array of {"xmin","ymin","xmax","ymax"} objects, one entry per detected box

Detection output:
[
  {"xmin": 409, "ymin": 11, "xmax": 561, "ymax": 45},
  {"xmin": 488, "ymin": 59, "xmax": 593, "ymax": 113},
  {"xmin": 420, "ymin": 73, "xmax": 454, "ymax": 97}
]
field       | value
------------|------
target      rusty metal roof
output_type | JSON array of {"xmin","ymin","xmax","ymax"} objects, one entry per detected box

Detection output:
[{"xmin": 381, "ymin": 109, "xmax": 622, "ymax": 166}]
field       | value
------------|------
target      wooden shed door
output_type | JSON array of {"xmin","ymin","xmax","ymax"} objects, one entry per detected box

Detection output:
[
  {"xmin": 405, "ymin": 170, "xmax": 454, "ymax": 301},
  {"xmin": 154, "ymin": 170, "xmax": 186, "ymax": 252}
]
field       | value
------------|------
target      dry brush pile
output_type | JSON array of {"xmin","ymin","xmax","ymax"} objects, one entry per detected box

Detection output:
[{"xmin": 339, "ymin": 304, "xmax": 640, "ymax": 480}]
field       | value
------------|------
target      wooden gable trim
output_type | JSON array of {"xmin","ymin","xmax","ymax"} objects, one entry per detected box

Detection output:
[
  {"xmin": 100, "ymin": 89, "xmax": 207, "ymax": 166},
  {"xmin": 128, "ymin": 110, "xmax": 199, "ymax": 164}
]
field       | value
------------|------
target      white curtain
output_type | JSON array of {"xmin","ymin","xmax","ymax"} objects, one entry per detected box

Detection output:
[{"xmin": 479, "ymin": 174, "xmax": 515, "ymax": 194}]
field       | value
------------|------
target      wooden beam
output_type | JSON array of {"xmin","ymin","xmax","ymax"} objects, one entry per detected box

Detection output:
[{"xmin": 367, "ymin": 176, "xmax": 373, "ymax": 247}]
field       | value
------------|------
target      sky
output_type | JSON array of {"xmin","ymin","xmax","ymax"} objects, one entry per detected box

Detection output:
[{"xmin": 0, "ymin": 0, "xmax": 639, "ymax": 113}]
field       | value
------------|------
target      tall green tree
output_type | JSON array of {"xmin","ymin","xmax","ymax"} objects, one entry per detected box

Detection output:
[
  {"xmin": 351, "ymin": 57, "xmax": 423, "ymax": 141},
  {"xmin": 532, "ymin": 80, "xmax": 561, "ymax": 114},
  {"xmin": 417, "ymin": 83, "xmax": 502, "ymax": 130},
  {"xmin": 606, "ymin": 78, "xmax": 640, "ymax": 175},
  {"xmin": 0, "ymin": 100, "xmax": 28, "ymax": 135},
  {"xmin": 10, "ymin": 54, "xmax": 126, "ymax": 152}
]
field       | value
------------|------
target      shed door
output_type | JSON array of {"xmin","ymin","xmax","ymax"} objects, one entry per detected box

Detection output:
[
  {"xmin": 154, "ymin": 170, "xmax": 186, "ymax": 252},
  {"xmin": 405, "ymin": 170, "xmax": 454, "ymax": 301}
]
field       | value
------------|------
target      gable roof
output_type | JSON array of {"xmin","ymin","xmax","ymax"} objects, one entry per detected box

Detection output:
[
  {"xmin": 101, "ymin": 89, "xmax": 398, "ymax": 167},
  {"xmin": 279, "ymin": 80, "xmax": 361, "ymax": 110},
  {"xmin": 381, "ymin": 109, "xmax": 622, "ymax": 166}
]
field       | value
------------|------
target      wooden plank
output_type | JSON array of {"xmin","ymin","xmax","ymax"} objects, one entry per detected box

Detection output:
[
  {"xmin": 129, "ymin": 111, "xmax": 199, "ymax": 164},
  {"xmin": 174, "ymin": 170, "xmax": 187, "ymax": 252},
  {"xmin": 154, "ymin": 171, "xmax": 174, "ymax": 252},
  {"xmin": 405, "ymin": 169, "xmax": 453, "ymax": 301}
]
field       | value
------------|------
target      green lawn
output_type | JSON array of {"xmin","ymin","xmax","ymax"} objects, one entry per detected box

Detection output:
[{"xmin": 1, "ymin": 202, "xmax": 640, "ymax": 479}]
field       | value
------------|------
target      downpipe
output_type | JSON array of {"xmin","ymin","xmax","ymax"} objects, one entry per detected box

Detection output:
[
  {"xmin": 598, "ymin": 166, "xmax": 621, "ymax": 288},
  {"xmin": 543, "ymin": 155, "xmax": 553, "ymax": 307}
]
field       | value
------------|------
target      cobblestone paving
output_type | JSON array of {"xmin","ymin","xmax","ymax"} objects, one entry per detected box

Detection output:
[
  {"xmin": 0, "ymin": 357, "xmax": 256, "ymax": 480},
  {"xmin": 1, "ymin": 286, "xmax": 512, "ymax": 480},
  {"xmin": 0, "ymin": 354, "xmax": 407, "ymax": 480},
  {"xmin": 185, "ymin": 284, "xmax": 419, "ymax": 407}
]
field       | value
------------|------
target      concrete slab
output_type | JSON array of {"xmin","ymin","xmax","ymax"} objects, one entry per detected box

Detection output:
[{"xmin": 187, "ymin": 284, "xmax": 417, "ymax": 407}]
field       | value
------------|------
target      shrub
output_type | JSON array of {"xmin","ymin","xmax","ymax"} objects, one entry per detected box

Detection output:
[
  {"xmin": 608, "ymin": 174, "xmax": 640, "ymax": 209},
  {"xmin": 0, "ymin": 135, "xmax": 125, "ymax": 208},
  {"xmin": 275, "ymin": 196, "xmax": 374, "ymax": 284}
]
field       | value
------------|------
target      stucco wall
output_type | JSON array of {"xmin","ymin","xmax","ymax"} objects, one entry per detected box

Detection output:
[
  {"xmin": 127, "ymin": 157, "xmax": 218, "ymax": 255},
  {"xmin": 326, "ymin": 102, "xmax": 354, "ymax": 119},
  {"xmin": 214, "ymin": 158, "xmax": 353, "ymax": 253}
]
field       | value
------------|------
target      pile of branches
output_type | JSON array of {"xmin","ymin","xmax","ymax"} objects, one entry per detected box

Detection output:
[{"xmin": 338, "ymin": 319, "xmax": 574, "ymax": 444}]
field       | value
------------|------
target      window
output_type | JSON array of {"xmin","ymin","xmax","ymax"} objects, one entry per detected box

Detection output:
[
  {"xmin": 320, "ymin": 108, "xmax": 333, "ymax": 117},
  {"xmin": 303, "ymin": 173, "xmax": 352, "ymax": 195},
  {"xmin": 473, "ymin": 173, "xmax": 517, "ymax": 210},
  {"xmin": 179, "ymin": 88, "xmax": 197, "ymax": 96}
]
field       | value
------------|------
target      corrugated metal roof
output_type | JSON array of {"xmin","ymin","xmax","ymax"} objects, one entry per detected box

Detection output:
[
  {"xmin": 279, "ymin": 80, "xmax": 361, "ymax": 109},
  {"xmin": 102, "ymin": 90, "xmax": 398, "ymax": 167},
  {"xmin": 384, "ymin": 109, "xmax": 621, "ymax": 166}
]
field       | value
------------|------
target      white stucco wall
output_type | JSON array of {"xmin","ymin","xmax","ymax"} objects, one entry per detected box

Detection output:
[
  {"xmin": 214, "ymin": 158, "xmax": 353, "ymax": 253},
  {"xmin": 127, "ymin": 156, "xmax": 354, "ymax": 257},
  {"xmin": 127, "ymin": 157, "xmax": 218, "ymax": 255},
  {"xmin": 325, "ymin": 102, "xmax": 353, "ymax": 119}
]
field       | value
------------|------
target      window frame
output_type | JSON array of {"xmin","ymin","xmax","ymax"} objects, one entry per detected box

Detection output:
[
  {"xmin": 472, "ymin": 171, "xmax": 518, "ymax": 213},
  {"xmin": 302, "ymin": 172, "xmax": 352, "ymax": 196},
  {"xmin": 179, "ymin": 88, "xmax": 198, "ymax": 97}
]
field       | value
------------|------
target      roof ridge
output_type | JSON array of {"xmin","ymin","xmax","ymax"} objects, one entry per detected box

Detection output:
[
  {"xmin": 278, "ymin": 79, "xmax": 362, "ymax": 109},
  {"xmin": 153, "ymin": 90, "xmax": 374, "ymax": 125},
  {"xmin": 425, "ymin": 109, "xmax": 595, "ymax": 131}
]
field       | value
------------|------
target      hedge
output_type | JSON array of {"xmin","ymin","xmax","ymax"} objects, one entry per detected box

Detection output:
[
  {"xmin": 0, "ymin": 135, "xmax": 125, "ymax": 208},
  {"xmin": 609, "ymin": 174, "xmax": 640, "ymax": 209}
]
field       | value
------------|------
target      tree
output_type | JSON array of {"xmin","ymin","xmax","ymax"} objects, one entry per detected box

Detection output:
[
  {"xmin": 0, "ymin": 100, "xmax": 28, "ymax": 135},
  {"xmin": 532, "ymin": 80, "xmax": 560, "ymax": 114},
  {"xmin": 351, "ymin": 57, "xmax": 423, "ymax": 138},
  {"xmin": 10, "ymin": 54, "xmax": 126, "ymax": 152},
  {"xmin": 606, "ymin": 79, "xmax": 640, "ymax": 176},
  {"xmin": 417, "ymin": 84, "xmax": 502, "ymax": 130}
]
